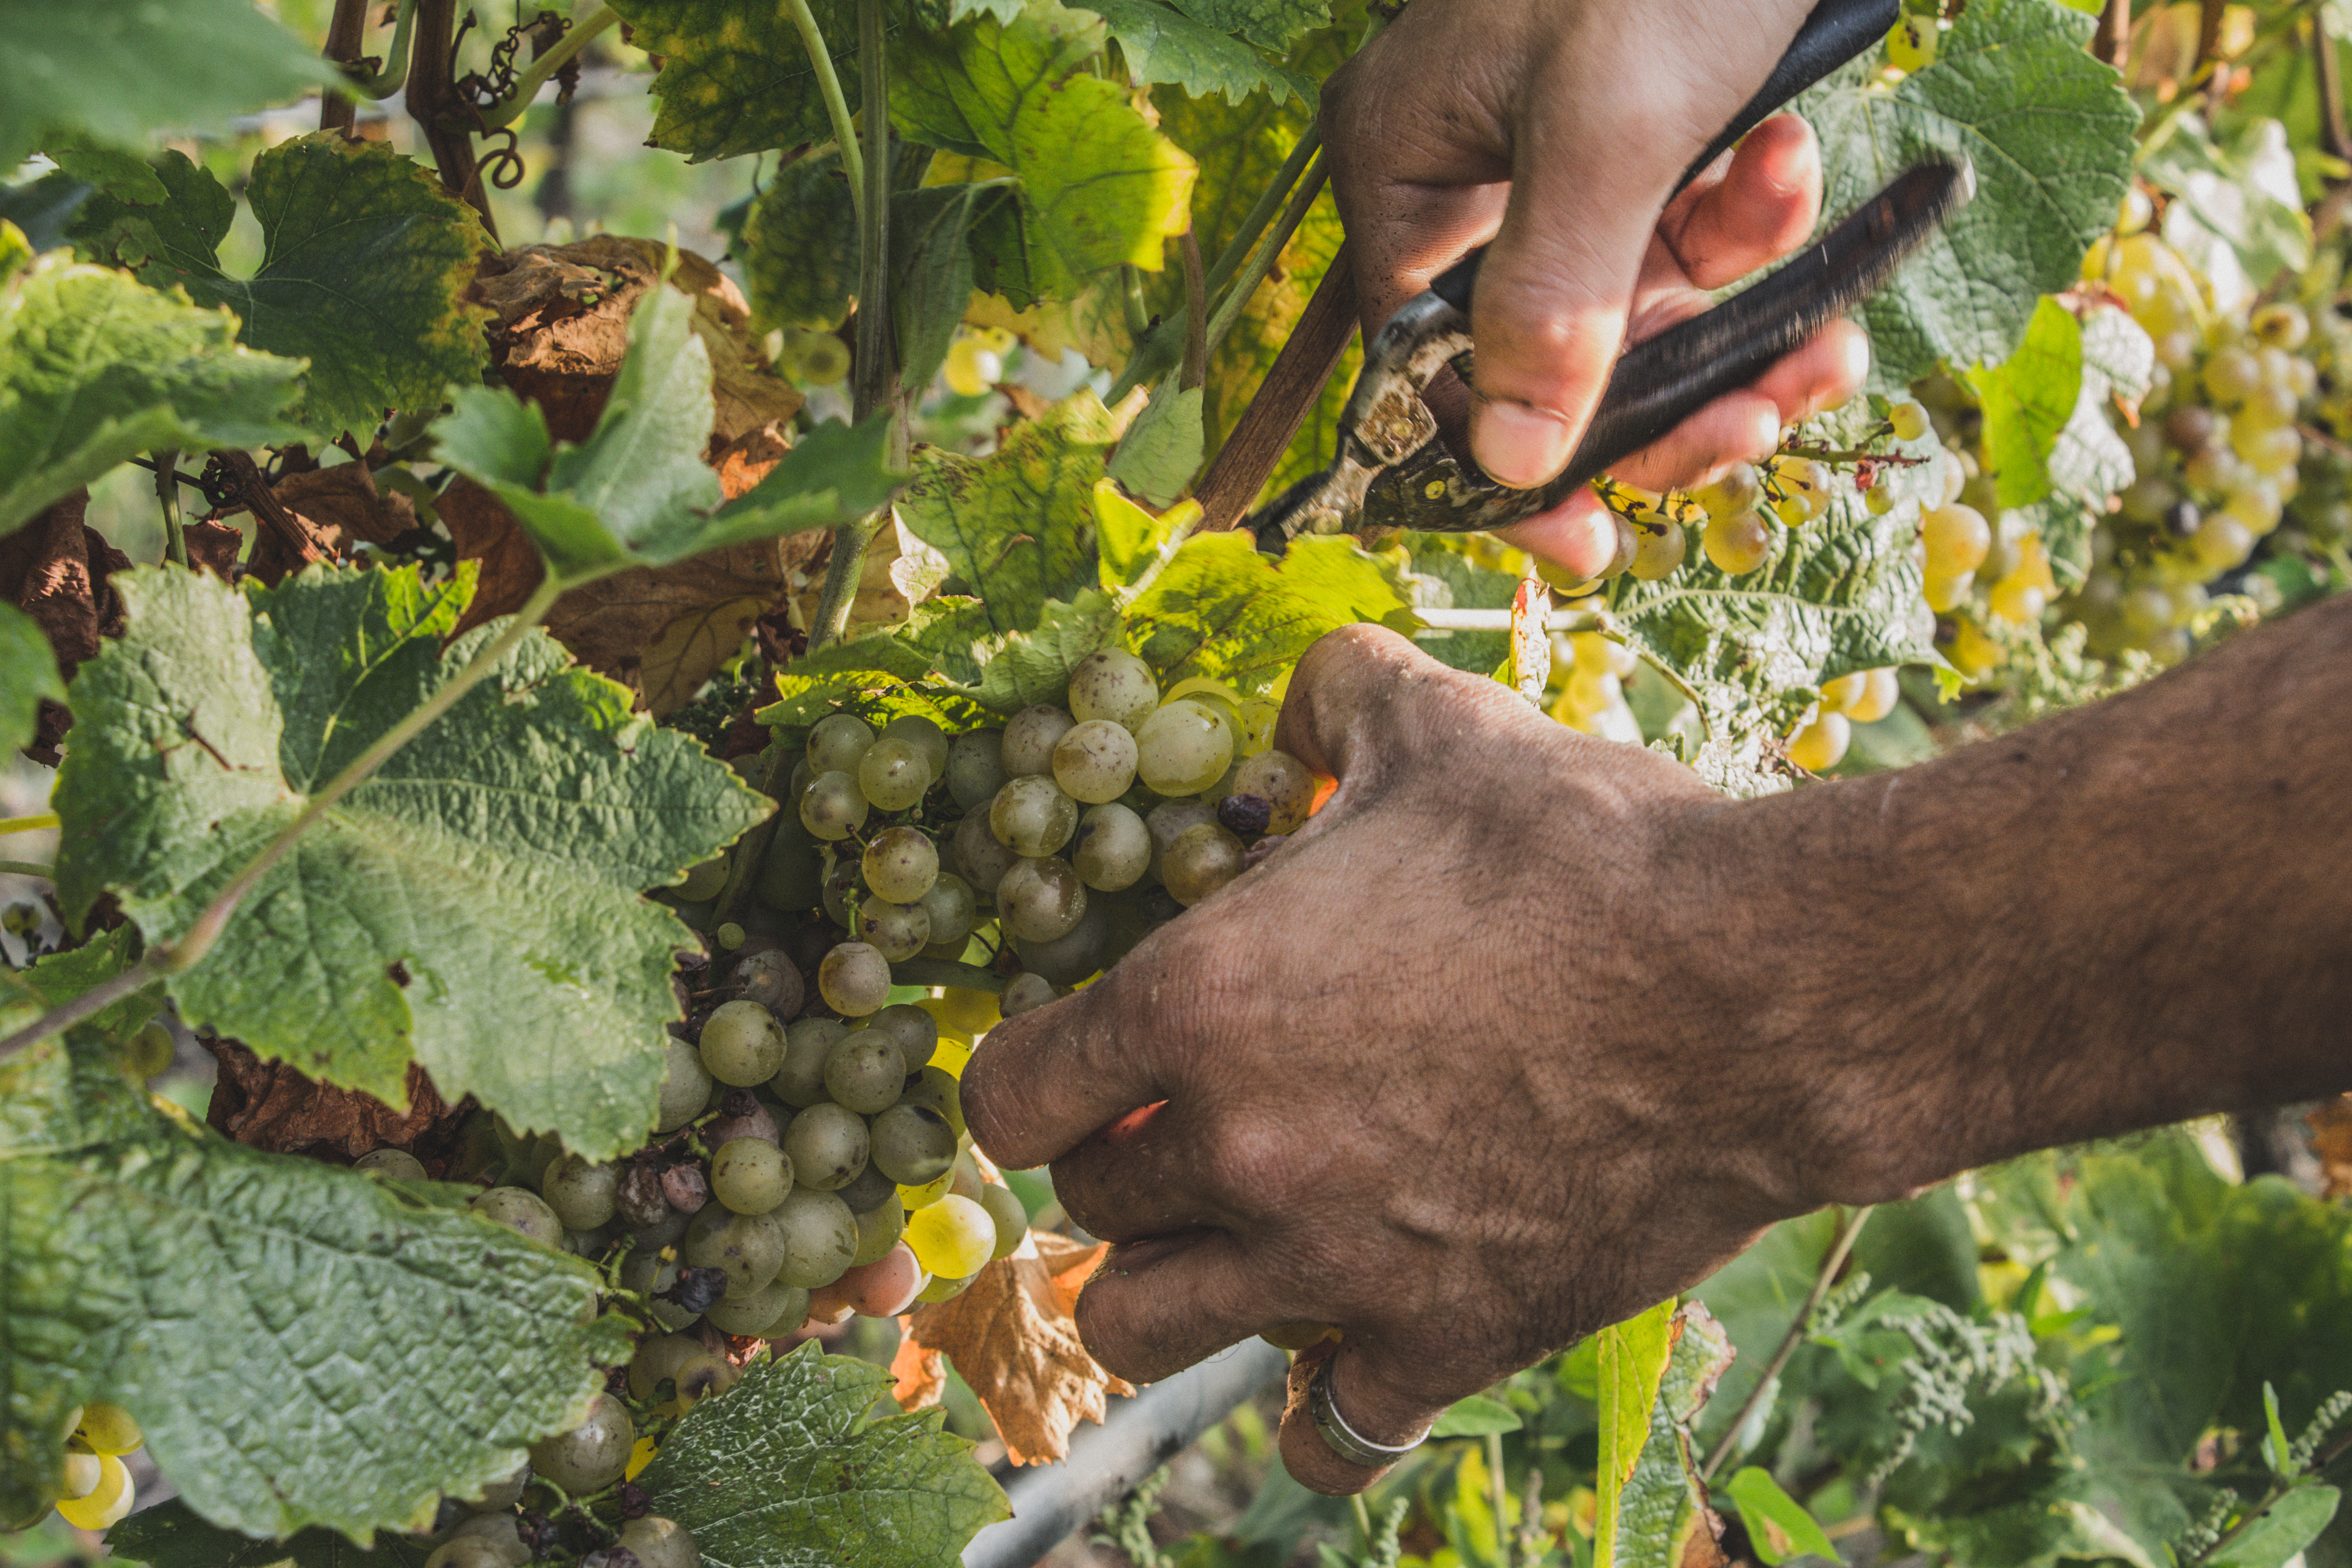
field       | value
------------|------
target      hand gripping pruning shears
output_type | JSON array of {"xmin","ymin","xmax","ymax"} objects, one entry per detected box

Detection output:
[{"xmin": 1245, "ymin": 0, "xmax": 1973, "ymax": 553}]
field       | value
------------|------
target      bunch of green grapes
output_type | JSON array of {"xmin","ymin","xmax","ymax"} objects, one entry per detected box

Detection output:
[{"xmin": 49, "ymin": 1404, "xmax": 143, "ymax": 1531}]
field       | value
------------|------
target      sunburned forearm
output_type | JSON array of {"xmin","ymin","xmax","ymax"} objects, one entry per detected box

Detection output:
[{"xmin": 1715, "ymin": 595, "xmax": 2352, "ymax": 1200}]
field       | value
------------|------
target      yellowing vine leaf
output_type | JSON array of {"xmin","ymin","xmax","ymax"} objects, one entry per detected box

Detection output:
[{"xmin": 890, "ymin": 1230, "xmax": 1133, "ymax": 1465}]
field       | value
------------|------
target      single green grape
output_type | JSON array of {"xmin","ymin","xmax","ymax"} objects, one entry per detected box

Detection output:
[
  {"xmin": 783, "ymin": 1101, "xmax": 871, "ymax": 1190},
  {"xmin": 905, "ymin": 1194, "xmax": 996, "ymax": 1278},
  {"xmin": 1052, "ymin": 719, "xmax": 1140, "ymax": 804},
  {"xmin": 1630, "ymin": 518, "xmax": 1687, "ymax": 580},
  {"xmin": 1072, "ymin": 803, "xmax": 1151, "ymax": 891},
  {"xmin": 1000, "ymin": 705, "xmax": 1075, "ymax": 777},
  {"xmin": 878, "ymin": 714, "xmax": 950, "ymax": 781},
  {"xmin": 701, "ymin": 1000, "xmax": 787, "ymax": 1086},
  {"xmin": 917, "ymin": 1271, "xmax": 975, "ymax": 1304},
  {"xmin": 472, "ymin": 1186, "xmax": 563, "ymax": 1248},
  {"xmin": 1135, "ymin": 700, "xmax": 1235, "ymax": 796},
  {"xmin": 773, "ymin": 1018, "xmax": 846, "ymax": 1106},
  {"xmin": 1230, "ymin": 749, "xmax": 1315, "ymax": 835},
  {"xmin": 863, "ymin": 826, "xmax": 939, "ymax": 905},
  {"xmin": 774, "ymin": 1187, "xmax": 859, "ymax": 1289},
  {"xmin": 528, "ymin": 1394, "xmax": 634, "ymax": 1494},
  {"xmin": 1888, "ymin": 399, "xmax": 1932, "ymax": 441},
  {"xmin": 541, "ymin": 1153, "xmax": 620, "ymax": 1230},
  {"xmin": 915, "ymin": 873, "xmax": 977, "ymax": 951},
  {"xmin": 799, "ymin": 770, "xmax": 869, "ymax": 841},
  {"xmin": 1065, "ymin": 648, "xmax": 1160, "ymax": 731},
  {"xmin": 617, "ymin": 1518, "xmax": 701, "ymax": 1568},
  {"xmin": 1691, "ymin": 461, "xmax": 1760, "ymax": 515},
  {"xmin": 944, "ymin": 728, "xmax": 1009, "ymax": 808},
  {"xmin": 1922, "ymin": 502, "xmax": 1992, "ymax": 577},
  {"xmin": 980, "ymin": 1183, "xmax": 1028, "ymax": 1259},
  {"xmin": 823, "ymin": 1032, "xmax": 905, "ymax": 1115},
  {"xmin": 997, "ymin": 855, "xmax": 1087, "ymax": 942},
  {"xmin": 704, "ymin": 1275, "xmax": 802, "ymax": 1336},
  {"xmin": 858, "ymin": 736, "xmax": 932, "ymax": 812},
  {"xmin": 851, "ymin": 1196, "xmax": 908, "ymax": 1266},
  {"xmin": 628, "ymin": 1332, "xmax": 707, "ymax": 1401},
  {"xmin": 1787, "ymin": 710, "xmax": 1852, "ymax": 773},
  {"xmin": 898, "ymin": 1065, "xmax": 965, "ymax": 1137},
  {"xmin": 681, "ymin": 1201, "xmax": 789, "ymax": 1295},
  {"xmin": 807, "ymin": 713, "xmax": 875, "ymax": 774},
  {"xmin": 1162, "ymin": 822, "xmax": 1246, "ymax": 906},
  {"xmin": 1015, "ymin": 901, "xmax": 1110, "ymax": 985},
  {"xmin": 998, "ymin": 971, "xmax": 1058, "ymax": 1016},
  {"xmin": 835, "ymin": 1161, "xmax": 902, "ymax": 1213},
  {"xmin": 712, "ymin": 1137, "xmax": 793, "ymax": 1214},
  {"xmin": 990, "ymin": 775, "xmax": 1080, "ymax": 857},
  {"xmin": 868, "ymin": 1002, "xmax": 940, "ymax": 1072},
  {"xmin": 1702, "ymin": 509, "xmax": 1770, "ymax": 574},
  {"xmin": 817, "ymin": 941, "xmax": 892, "ymax": 1017},
  {"xmin": 675, "ymin": 855, "xmax": 730, "ymax": 903},
  {"xmin": 354, "ymin": 1147, "xmax": 427, "ymax": 1181},
  {"xmin": 870, "ymin": 1102, "xmax": 957, "ymax": 1185},
  {"xmin": 855, "ymin": 898, "xmax": 931, "ymax": 962}
]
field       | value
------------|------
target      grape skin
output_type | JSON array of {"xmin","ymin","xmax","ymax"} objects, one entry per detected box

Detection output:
[
  {"xmin": 850, "ymin": 1198, "xmax": 909, "ymax": 1266},
  {"xmin": 529, "ymin": 1394, "xmax": 634, "ymax": 1494},
  {"xmin": 997, "ymin": 855, "xmax": 1088, "ymax": 942},
  {"xmin": 880, "ymin": 714, "xmax": 950, "ymax": 780},
  {"xmin": 701, "ymin": 1000, "xmax": 787, "ymax": 1086},
  {"xmin": 1230, "ymin": 750, "xmax": 1314, "ymax": 835},
  {"xmin": 355, "ymin": 1147, "xmax": 427, "ymax": 1181},
  {"xmin": 980, "ymin": 1183, "xmax": 1028, "ymax": 1258},
  {"xmin": 1016, "ymin": 899, "xmax": 1110, "ymax": 984},
  {"xmin": 990, "ymin": 775, "xmax": 1080, "ymax": 857},
  {"xmin": 799, "ymin": 769, "xmax": 869, "ymax": 840},
  {"xmin": 712, "ymin": 1137, "xmax": 793, "ymax": 1215},
  {"xmin": 915, "ymin": 873, "xmax": 977, "ymax": 950},
  {"xmin": 1000, "ymin": 971, "xmax": 1058, "ymax": 1016},
  {"xmin": 1065, "ymin": 648, "xmax": 1160, "ymax": 730},
  {"xmin": 783, "ymin": 1101, "xmax": 871, "ymax": 1190},
  {"xmin": 657, "ymin": 1037, "xmax": 715, "ymax": 1132},
  {"xmin": 823, "ymin": 1032, "xmax": 905, "ymax": 1114},
  {"xmin": 906, "ymin": 1194, "xmax": 996, "ymax": 1278},
  {"xmin": 1163, "ymin": 822, "xmax": 1246, "ymax": 906},
  {"xmin": 1051, "ymin": 719, "xmax": 1140, "ymax": 804},
  {"xmin": 868, "ymin": 1001, "xmax": 941, "ymax": 1071},
  {"xmin": 855, "ymin": 898, "xmax": 931, "ymax": 962},
  {"xmin": 858, "ymin": 736, "xmax": 933, "ymax": 811},
  {"xmin": 773, "ymin": 1018, "xmax": 847, "ymax": 1106},
  {"xmin": 1136, "ymin": 700, "xmax": 1235, "ymax": 795},
  {"xmin": 954, "ymin": 807, "xmax": 1020, "ymax": 897},
  {"xmin": 540, "ymin": 1154, "xmax": 619, "ymax": 1230},
  {"xmin": 818, "ymin": 942, "xmax": 892, "ymax": 1016},
  {"xmin": 1000, "ymin": 705, "xmax": 1075, "ymax": 776},
  {"xmin": 774, "ymin": 1187, "xmax": 859, "ymax": 1289},
  {"xmin": 472, "ymin": 1186, "xmax": 563, "ymax": 1248},
  {"xmin": 862, "ymin": 827, "xmax": 939, "ymax": 905},
  {"xmin": 871, "ymin": 1102, "xmax": 958, "ymax": 1184},
  {"xmin": 1073, "ymin": 803, "xmax": 1151, "ymax": 891},
  {"xmin": 1702, "ymin": 509, "xmax": 1770, "ymax": 574},
  {"xmin": 807, "ymin": 713, "xmax": 875, "ymax": 774},
  {"xmin": 944, "ymin": 728, "xmax": 1009, "ymax": 808}
]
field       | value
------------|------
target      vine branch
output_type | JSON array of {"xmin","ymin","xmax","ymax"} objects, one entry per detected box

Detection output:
[
  {"xmin": 0, "ymin": 578, "xmax": 567, "ymax": 1065},
  {"xmin": 477, "ymin": 6, "xmax": 619, "ymax": 131},
  {"xmin": 1699, "ymin": 1204, "xmax": 1874, "ymax": 1482},
  {"xmin": 0, "ymin": 860, "xmax": 53, "ymax": 880},
  {"xmin": 786, "ymin": 0, "xmax": 865, "ymax": 217}
]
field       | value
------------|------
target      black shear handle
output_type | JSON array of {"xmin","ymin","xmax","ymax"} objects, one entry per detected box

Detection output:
[{"xmin": 1425, "ymin": 0, "xmax": 1898, "ymax": 316}]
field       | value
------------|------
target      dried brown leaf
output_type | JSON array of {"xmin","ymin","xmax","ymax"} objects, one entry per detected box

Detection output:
[
  {"xmin": 182, "ymin": 519, "xmax": 246, "ymax": 579},
  {"xmin": 890, "ymin": 1230, "xmax": 1132, "ymax": 1465},
  {"xmin": 204, "ymin": 1036, "xmax": 468, "ymax": 1166},
  {"xmin": 0, "ymin": 491, "xmax": 129, "ymax": 760},
  {"xmin": 273, "ymin": 464, "xmax": 414, "ymax": 551}
]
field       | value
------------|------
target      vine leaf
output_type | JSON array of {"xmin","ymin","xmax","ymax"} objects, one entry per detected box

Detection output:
[
  {"xmin": 1725, "ymin": 1467, "xmax": 1845, "ymax": 1567},
  {"xmin": 1593, "ymin": 1299, "xmax": 1680, "ymax": 1568},
  {"xmin": 894, "ymin": 1, "xmax": 1196, "ymax": 304},
  {"xmin": 1082, "ymin": 0, "xmax": 1311, "ymax": 103},
  {"xmin": 1607, "ymin": 1304, "xmax": 1737, "ymax": 1568},
  {"xmin": 67, "ymin": 137, "xmax": 494, "ymax": 440},
  {"xmin": 51, "ymin": 563, "xmax": 772, "ymax": 1160},
  {"xmin": 739, "ymin": 149, "xmax": 862, "ymax": 335},
  {"xmin": 1105, "ymin": 379, "xmax": 1206, "ymax": 508},
  {"xmin": 890, "ymin": 1231, "xmax": 1132, "ymax": 1466},
  {"xmin": 1, "ymin": 996, "xmax": 608, "ymax": 1542},
  {"xmin": 1966, "ymin": 295, "xmax": 2082, "ymax": 513},
  {"xmin": 897, "ymin": 393, "xmax": 1120, "ymax": 637},
  {"xmin": 1796, "ymin": 0, "xmax": 2138, "ymax": 392},
  {"xmin": 0, "ymin": 599, "xmax": 64, "ymax": 751},
  {"xmin": 434, "ymin": 281, "xmax": 903, "ymax": 582},
  {"xmin": 1612, "ymin": 477, "xmax": 1941, "ymax": 757},
  {"xmin": 607, "ymin": 0, "xmax": 873, "ymax": 165},
  {"xmin": 640, "ymin": 1339, "xmax": 1009, "ymax": 1568},
  {"xmin": 1121, "ymin": 530, "xmax": 1417, "ymax": 692},
  {"xmin": 0, "ymin": 2, "xmax": 336, "ymax": 172},
  {"xmin": 0, "ymin": 255, "xmax": 304, "ymax": 536}
]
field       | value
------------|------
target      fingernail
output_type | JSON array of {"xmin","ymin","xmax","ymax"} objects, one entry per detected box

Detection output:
[{"xmin": 1472, "ymin": 400, "xmax": 1575, "ymax": 489}]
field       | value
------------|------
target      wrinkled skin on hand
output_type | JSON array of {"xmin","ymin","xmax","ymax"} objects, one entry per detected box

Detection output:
[
  {"xmin": 963, "ymin": 628, "xmax": 1858, "ymax": 1494},
  {"xmin": 1321, "ymin": 0, "xmax": 1867, "ymax": 573},
  {"xmin": 965, "ymin": 588, "xmax": 2352, "ymax": 1492}
]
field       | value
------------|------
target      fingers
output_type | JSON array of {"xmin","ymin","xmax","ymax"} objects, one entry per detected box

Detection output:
[
  {"xmin": 961, "ymin": 972, "xmax": 1176, "ymax": 1171},
  {"xmin": 1273, "ymin": 625, "xmax": 1529, "ymax": 792},
  {"xmin": 1278, "ymin": 1340, "xmax": 1460, "ymax": 1497},
  {"xmin": 1653, "ymin": 114, "xmax": 1823, "ymax": 293},
  {"xmin": 1493, "ymin": 492, "xmax": 1620, "ymax": 580},
  {"xmin": 1073, "ymin": 1229, "xmax": 1294, "ymax": 1384},
  {"xmin": 1049, "ymin": 1098, "xmax": 1250, "ymax": 1243}
]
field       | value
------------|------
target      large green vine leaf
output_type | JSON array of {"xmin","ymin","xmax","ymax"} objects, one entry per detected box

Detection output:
[
  {"xmin": 1083, "ymin": 0, "xmax": 1309, "ymax": 103},
  {"xmin": 0, "ymin": 2, "xmax": 336, "ymax": 172},
  {"xmin": 0, "ymin": 964, "xmax": 607, "ymax": 1542},
  {"xmin": 0, "ymin": 254, "xmax": 304, "ymax": 536},
  {"xmin": 1965, "ymin": 294, "xmax": 2083, "ymax": 513},
  {"xmin": 894, "ymin": 0, "xmax": 1196, "ymax": 303},
  {"xmin": 433, "ymin": 282, "xmax": 902, "ymax": 581},
  {"xmin": 640, "ymin": 1340, "xmax": 1009, "ymax": 1568},
  {"xmin": 1122, "ymin": 531, "xmax": 1416, "ymax": 691},
  {"xmin": 1611, "ymin": 459, "xmax": 1943, "ymax": 748},
  {"xmin": 1796, "ymin": 0, "xmax": 2138, "ymax": 392},
  {"xmin": 1608, "ymin": 1305, "xmax": 1737, "ymax": 1568},
  {"xmin": 68, "ymin": 137, "xmax": 493, "ymax": 440},
  {"xmin": 740, "ymin": 150, "xmax": 860, "ymax": 335},
  {"xmin": 51, "ymin": 563, "xmax": 772, "ymax": 1160}
]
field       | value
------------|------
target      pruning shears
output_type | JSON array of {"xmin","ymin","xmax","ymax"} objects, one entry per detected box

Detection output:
[{"xmin": 1246, "ymin": 0, "xmax": 1972, "ymax": 551}]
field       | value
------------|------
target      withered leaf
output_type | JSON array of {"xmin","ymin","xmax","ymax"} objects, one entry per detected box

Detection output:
[
  {"xmin": 2310, "ymin": 1095, "xmax": 2352, "ymax": 1200},
  {"xmin": 204, "ymin": 1036, "xmax": 467, "ymax": 1165},
  {"xmin": 890, "ymin": 1230, "xmax": 1133, "ymax": 1465},
  {"xmin": 0, "ymin": 490, "xmax": 129, "ymax": 759}
]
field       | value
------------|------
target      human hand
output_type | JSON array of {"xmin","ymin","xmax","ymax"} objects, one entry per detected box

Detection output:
[
  {"xmin": 958, "ymin": 628, "xmax": 1900, "ymax": 1494},
  {"xmin": 1320, "ymin": 0, "xmax": 1872, "ymax": 577}
]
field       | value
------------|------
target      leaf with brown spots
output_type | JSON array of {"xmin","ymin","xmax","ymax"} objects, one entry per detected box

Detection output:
[
  {"xmin": 890, "ymin": 1230, "xmax": 1132, "ymax": 1465},
  {"xmin": 0, "ymin": 490, "xmax": 130, "ymax": 759}
]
